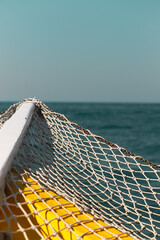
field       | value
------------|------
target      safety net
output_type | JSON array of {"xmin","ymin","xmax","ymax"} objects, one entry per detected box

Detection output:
[{"xmin": 0, "ymin": 99, "xmax": 160, "ymax": 240}]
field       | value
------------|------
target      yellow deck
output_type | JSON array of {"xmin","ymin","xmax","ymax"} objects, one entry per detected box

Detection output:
[{"xmin": 0, "ymin": 170, "xmax": 135, "ymax": 240}]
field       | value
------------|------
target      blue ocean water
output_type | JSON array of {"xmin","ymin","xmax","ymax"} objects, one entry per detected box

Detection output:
[
  {"xmin": 1, "ymin": 102, "xmax": 160, "ymax": 165},
  {"xmin": 1, "ymin": 101, "xmax": 160, "ymax": 239}
]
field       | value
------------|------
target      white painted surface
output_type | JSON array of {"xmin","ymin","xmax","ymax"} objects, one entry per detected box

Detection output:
[{"xmin": 0, "ymin": 102, "xmax": 35, "ymax": 188}]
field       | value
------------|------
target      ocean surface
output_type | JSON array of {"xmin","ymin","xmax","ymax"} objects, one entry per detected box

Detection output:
[
  {"xmin": 1, "ymin": 101, "xmax": 160, "ymax": 238},
  {"xmin": 0, "ymin": 102, "xmax": 160, "ymax": 165}
]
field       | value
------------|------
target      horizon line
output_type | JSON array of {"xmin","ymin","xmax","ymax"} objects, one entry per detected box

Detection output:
[{"xmin": 0, "ymin": 99, "xmax": 160, "ymax": 104}]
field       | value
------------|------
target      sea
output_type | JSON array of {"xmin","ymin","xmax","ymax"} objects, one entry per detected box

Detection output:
[
  {"xmin": 0, "ymin": 101, "xmax": 160, "ymax": 165},
  {"xmin": 1, "ymin": 101, "xmax": 160, "ymax": 238}
]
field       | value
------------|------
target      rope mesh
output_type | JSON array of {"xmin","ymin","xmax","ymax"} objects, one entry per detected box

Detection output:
[{"xmin": 0, "ymin": 99, "xmax": 160, "ymax": 240}]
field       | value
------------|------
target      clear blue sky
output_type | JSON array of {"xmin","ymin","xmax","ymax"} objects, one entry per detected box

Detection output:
[{"xmin": 0, "ymin": 0, "xmax": 160, "ymax": 102}]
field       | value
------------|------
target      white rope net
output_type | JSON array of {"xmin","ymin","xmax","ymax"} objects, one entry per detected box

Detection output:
[{"xmin": 0, "ymin": 99, "xmax": 160, "ymax": 240}]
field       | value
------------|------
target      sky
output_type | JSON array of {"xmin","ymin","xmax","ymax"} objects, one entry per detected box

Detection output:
[{"xmin": 0, "ymin": 0, "xmax": 160, "ymax": 102}]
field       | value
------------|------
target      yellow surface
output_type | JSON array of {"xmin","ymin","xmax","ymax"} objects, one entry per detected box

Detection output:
[{"xmin": 0, "ymin": 170, "xmax": 135, "ymax": 240}]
